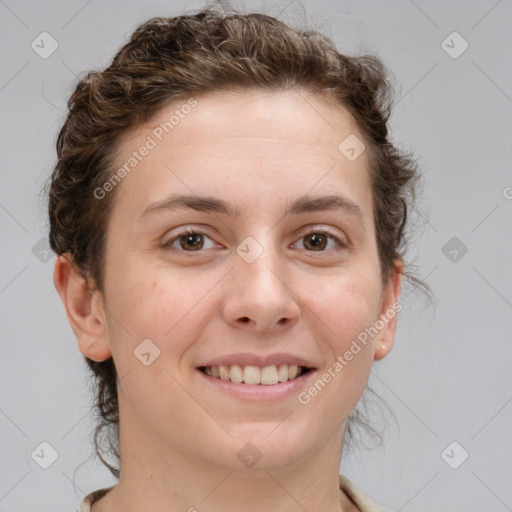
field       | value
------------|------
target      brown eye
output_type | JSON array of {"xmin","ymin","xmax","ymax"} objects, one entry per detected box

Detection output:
[
  {"xmin": 179, "ymin": 232, "xmax": 204, "ymax": 251},
  {"xmin": 163, "ymin": 229, "xmax": 217, "ymax": 254},
  {"xmin": 303, "ymin": 232, "xmax": 329, "ymax": 251},
  {"xmin": 294, "ymin": 229, "xmax": 348, "ymax": 253}
]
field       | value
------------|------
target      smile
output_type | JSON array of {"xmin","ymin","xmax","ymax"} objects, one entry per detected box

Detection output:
[{"xmin": 198, "ymin": 364, "xmax": 312, "ymax": 385}]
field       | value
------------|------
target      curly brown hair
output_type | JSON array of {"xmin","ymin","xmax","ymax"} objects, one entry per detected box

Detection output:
[{"xmin": 46, "ymin": 2, "xmax": 428, "ymax": 479}]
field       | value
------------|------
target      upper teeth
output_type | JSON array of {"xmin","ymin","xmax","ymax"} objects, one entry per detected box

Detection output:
[{"xmin": 203, "ymin": 364, "xmax": 304, "ymax": 385}]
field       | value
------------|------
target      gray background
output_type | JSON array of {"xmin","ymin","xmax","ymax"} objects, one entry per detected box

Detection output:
[{"xmin": 0, "ymin": 0, "xmax": 511, "ymax": 511}]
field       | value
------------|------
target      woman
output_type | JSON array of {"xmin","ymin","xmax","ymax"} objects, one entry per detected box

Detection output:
[{"xmin": 48, "ymin": 4, "xmax": 424, "ymax": 511}]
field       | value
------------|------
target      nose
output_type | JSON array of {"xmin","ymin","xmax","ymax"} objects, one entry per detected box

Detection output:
[{"xmin": 222, "ymin": 239, "xmax": 300, "ymax": 333}]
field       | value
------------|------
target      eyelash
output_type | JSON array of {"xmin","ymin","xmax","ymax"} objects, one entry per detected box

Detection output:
[{"xmin": 161, "ymin": 226, "xmax": 348, "ymax": 256}]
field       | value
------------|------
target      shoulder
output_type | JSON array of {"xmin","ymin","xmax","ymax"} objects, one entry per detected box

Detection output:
[
  {"xmin": 339, "ymin": 474, "xmax": 393, "ymax": 512},
  {"xmin": 78, "ymin": 479, "xmax": 388, "ymax": 512},
  {"xmin": 76, "ymin": 486, "xmax": 115, "ymax": 512}
]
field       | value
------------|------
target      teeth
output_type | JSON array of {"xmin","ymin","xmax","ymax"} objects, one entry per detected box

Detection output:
[
  {"xmin": 277, "ymin": 364, "xmax": 289, "ymax": 382},
  {"xmin": 202, "ymin": 364, "xmax": 305, "ymax": 385},
  {"xmin": 230, "ymin": 364, "xmax": 243, "ymax": 383},
  {"xmin": 288, "ymin": 365, "xmax": 299, "ymax": 380},
  {"xmin": 243, "ymin": 365, "xmax": 261, "ymax": 385},
  {"xmin": 219, "ymin": 365, "xmax": 229, "ymax": 380},
  {"xmin": 260, "ymin": 365, "xmax": 278, "ymax": 385}
]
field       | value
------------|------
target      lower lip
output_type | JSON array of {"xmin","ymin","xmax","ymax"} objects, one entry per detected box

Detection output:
[{"xmin": 196, "ymin": 368, "xmax": 316, "ymax": 401}]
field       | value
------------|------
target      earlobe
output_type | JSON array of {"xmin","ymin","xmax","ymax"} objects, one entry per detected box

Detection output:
[
  {"xmin": 374, "ymin": 260, "xmax": 403, "ymax": 361},
  {"xmin": 53, "ymin": 254, "xmax": 112, "ymax": 362}
]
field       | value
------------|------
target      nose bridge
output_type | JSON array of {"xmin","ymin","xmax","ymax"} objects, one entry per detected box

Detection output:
[
  {"xmin": 236, "ymin": 232, "xmax": 287, "ymax": 299},
  {"xmin": 225, "ymin": 231, "xmax": 299, "ymax": 330}
]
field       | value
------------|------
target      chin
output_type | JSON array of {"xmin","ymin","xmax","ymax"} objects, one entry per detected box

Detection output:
[{"xmin": 218, "ymin": 421, "xmax": 316, "ymax": 470}]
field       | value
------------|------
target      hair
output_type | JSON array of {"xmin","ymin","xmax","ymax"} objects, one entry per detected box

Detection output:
[{"xmin": 46, "ymin": 1, "xmax": 430, "ymax": 480}]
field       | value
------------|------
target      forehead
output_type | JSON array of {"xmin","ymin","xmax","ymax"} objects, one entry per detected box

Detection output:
[
  {"xmin": 110, "ymin": 89, "xmax": 373, "ymax": 220},
  {"xmin": 146, "ymin": 89, "xmax": 363, "ymax": 155}
]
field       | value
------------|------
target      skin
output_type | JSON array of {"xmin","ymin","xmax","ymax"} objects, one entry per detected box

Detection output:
[{"xmin": 54, "ymin": 88, "xmax": 402, "ymax": 512}]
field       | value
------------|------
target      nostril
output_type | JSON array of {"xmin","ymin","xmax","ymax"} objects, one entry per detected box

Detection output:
[{"xmin": 241, "ymin": 317, "xmax": 250, "ymax": 323}]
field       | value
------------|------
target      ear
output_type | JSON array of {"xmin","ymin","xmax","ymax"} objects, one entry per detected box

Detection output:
[
  {"xmin": 373, "ymin": 259, "xmax": 403, "ymax": 361},
  {"xmin": 53, "ymin": 254, "xmax": 112, "ymax": 362}
]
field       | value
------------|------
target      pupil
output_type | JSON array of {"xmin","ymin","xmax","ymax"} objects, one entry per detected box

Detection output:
[
  {"xmin": 307, "ymin": 233, "xmax": 326, "ymax": 250},
  {"xmin": 183, "ymin": 233, "xmax": 203, "ymax": 250}
]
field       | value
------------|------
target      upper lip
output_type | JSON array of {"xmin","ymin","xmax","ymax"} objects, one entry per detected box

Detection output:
[{"xmin": 198, "ymin": 353, "xmax": 317, "ymax": 369}]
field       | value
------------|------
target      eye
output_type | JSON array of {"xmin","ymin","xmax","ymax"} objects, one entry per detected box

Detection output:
[
  {"xmin": 293, "ymin": 229, "xmax": 348, "ymax": 252},
  {"xmin": 161, "ymin": 226, "xmax": 348, "ymax": 256},
  {"xmin": 162, "ymin": 228, "xmax": 219, "ymax": 254}
]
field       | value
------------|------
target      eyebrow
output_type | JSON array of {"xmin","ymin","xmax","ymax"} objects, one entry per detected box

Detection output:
[{"xmin": 138, "ymin": 193, "xmax": 364, "ymax": 224}]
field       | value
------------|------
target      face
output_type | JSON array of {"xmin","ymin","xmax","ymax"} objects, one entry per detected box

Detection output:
[{"xmin": 77, "ymin": 89, "xmax": 401, "ymax": 471}]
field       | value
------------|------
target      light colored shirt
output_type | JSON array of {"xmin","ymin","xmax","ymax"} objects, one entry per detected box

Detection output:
[{"xmin": 76, "ymin": 475, "xmax": 391, "ymax": 511}]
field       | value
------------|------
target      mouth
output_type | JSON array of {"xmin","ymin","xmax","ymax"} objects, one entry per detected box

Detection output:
[{"xmin": 197, "ymin": 364, "xmax": 314, "ymax": 386}]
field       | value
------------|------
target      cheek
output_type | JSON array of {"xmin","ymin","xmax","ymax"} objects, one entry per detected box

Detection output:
[
  {"xmin": 117, "ymin": 268, "xmax": 216, "ymax": 355},
  {"xmin": 297, "ymin": 276, "xmax": 379, "ymax": 422},
  {"xmin": 300, "ymin": 270, "xmax": 382, "ymax": 352}
]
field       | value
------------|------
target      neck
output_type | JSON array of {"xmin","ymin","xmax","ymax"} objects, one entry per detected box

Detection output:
[{"xmin": 94, "ymin": 419, "xmax": 357, "ymax": 512}]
